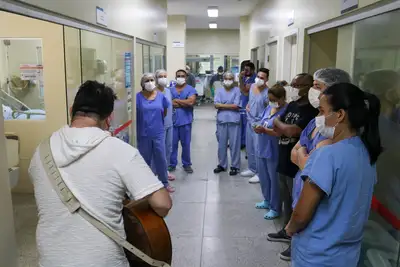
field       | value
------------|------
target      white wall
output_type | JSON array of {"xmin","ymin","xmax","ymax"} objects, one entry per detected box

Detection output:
[
  {"xmin": 18, "ymin": 0, "xmax": 168, "ymax": 45},
  {"xmin": 186, "ymin": 29, "xmax": 239, "ymax": 55},
  {"xmin": 167, "ymin": 15, "xmax": 186, "ymax": 79},
  {"xmin": 248, "ymin": 0, "xmax": 385, "ymax": 77}
]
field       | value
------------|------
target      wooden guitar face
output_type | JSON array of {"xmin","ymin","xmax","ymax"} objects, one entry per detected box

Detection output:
[{"xmin": 123, "ymin": 203, "xmax": 172, "ymax": 267}]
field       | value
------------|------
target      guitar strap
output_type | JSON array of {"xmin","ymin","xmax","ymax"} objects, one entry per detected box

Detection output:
[{"xmin": 38, "ymin": 137, "xmax": 171, "ymax": 267}]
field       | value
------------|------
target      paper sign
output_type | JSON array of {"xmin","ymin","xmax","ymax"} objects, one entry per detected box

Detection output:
[
  {"xmin": 172, "ymin": 41, "xmax": 185, "ymax": 48},
  {"xmin": 96, "ymin": 6, "xmax": 107, "ymax": 26},
  {"xmin": 20, "ymin": 64, "xmax": 43, "ymax": 81},
  {"xmin": 341, "ymin": 0, "xmax": 358, "ymax": 14},
  {"xmin": 124, "ymin": 52, "xmax": 132, "ymax": 89}
]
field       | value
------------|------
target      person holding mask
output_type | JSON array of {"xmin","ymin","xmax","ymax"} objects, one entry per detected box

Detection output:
[
  {"xmin": 286, "ymin": 83, "xmax": 382, "ymax": 267},
  {"xmin": 136, "ymin": 73, "xmax": 173, "ymax": 192},
  {"xmin": 155, "ymin": 69, "xmax": 176, "ymax": 182},
  {"xmin": 270, "ymin": 68, "xmax": 351, "ymax": 261},
  {"xmin": 169, "ymin": 69, "xmax": 197, "ymax": 173},
  {"xmin": 253, "ymin": 84, "xmax": 288, "ymax": 219},
  {"xmin": 213, "ymin": 72, "xmax": 242, "ymax": 176},
  {"xmin": 240, "ymin": 68, "xmax": 270, "ymax": 183},
  {"xmin": 239, "ymin": 62, "xmax": 257, "ymax": 149},
  {"xmin": 209, "ymin": 66, "xmax": 225, "ymax": 98}
]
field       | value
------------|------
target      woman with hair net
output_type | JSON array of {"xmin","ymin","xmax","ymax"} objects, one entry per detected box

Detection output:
[
  {"xmin": 154, "ymin": 69, "xmax": 176, "ymax": 183},
  {"xmin": 136, "ymin": 73, "xmax": 174, "ymax": 193},
  {"xmin": 213, "ymin": 72, "xmax": 242, "ymax": 176},
  {"xmin": 267, "ymin": 68, "xmax": 351, "ymax": 262}
]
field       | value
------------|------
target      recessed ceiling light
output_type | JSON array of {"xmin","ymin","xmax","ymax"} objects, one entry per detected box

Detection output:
[
  {"xmin": 209, "ymin": 22, "xmax": 217, "ymax": 29},
  {"xmin": 207, "ymin": 7, "xmax": 219, "ymax": 17}
]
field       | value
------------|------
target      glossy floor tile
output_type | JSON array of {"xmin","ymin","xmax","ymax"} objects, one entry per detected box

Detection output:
[{"xmin": 12, "ymin": 105, "xmax": 290, "ymax": 267}]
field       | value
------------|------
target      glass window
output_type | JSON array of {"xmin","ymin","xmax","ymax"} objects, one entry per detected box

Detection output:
[
  {"xmin": 150, "ymin": 46, "xmax": 164, "ymax": 72},
  {"xmin": 143, "ymin": 44, "xmax": 150, "ymax": 73},
  {"xmin": 353, "ymin": 10, "xmax": 400, "ymax": 267},
  {"xmin": 0, "ymin": 38, "xmax": 46, "ymax": 120}
]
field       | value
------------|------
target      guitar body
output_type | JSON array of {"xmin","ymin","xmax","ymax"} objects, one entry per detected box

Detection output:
[{"xmin": 123, "ymin": 200, "xmax": 172, "ymax": 267}]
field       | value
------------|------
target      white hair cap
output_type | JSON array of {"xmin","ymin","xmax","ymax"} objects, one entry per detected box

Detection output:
[
  {"xmin": 313, "ymin": 68, "xmax": 352, "ymax": 87},
  {"xmin": 140, "ymin": 73, "xmax": 155, "ymax": 89}
]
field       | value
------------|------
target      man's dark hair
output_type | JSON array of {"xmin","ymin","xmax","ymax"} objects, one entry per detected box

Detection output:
[
  {"xmin": 176, "ymin": 69, "xmax": 187, "ymax": 77},
  {"xmin": 240, "ymin": 60, "xmax": 251, "ymax": 71},
  {"xmin": 71, "ymin": 80, "xmax": 117, "ymax": 121},
  {"xmin": 296, "ymin": 73, "xmax": 314, "ymax": 86},
  {"xmin": 259, "ymin": 68, "xmax": 270, "ymax": 78},
  {"xmin": 245, "ymin": 62, "xmax": 256, "ymax": 71}
]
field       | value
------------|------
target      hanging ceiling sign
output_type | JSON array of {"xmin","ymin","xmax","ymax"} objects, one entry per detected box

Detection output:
[
  {"xmin": 96, "ymin": 6, "xmax": 107, "ymax": 27},
  {"xmin": 341, "ymin": 0, "xmax": 358, "ymax": 14},
  {"xmin": 288, "ymin": 10, "xmax": 295, "ymax": 26}
]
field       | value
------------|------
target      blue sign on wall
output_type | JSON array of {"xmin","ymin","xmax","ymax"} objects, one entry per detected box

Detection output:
[{"xmin": 124, "ymin": 52, "xmax": 132, "ymax": 89}]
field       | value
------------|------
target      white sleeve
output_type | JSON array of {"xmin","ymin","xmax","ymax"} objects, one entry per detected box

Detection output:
[{"xmin": 116, "ymin": 148, "xmax": 164, "ymax": 200}]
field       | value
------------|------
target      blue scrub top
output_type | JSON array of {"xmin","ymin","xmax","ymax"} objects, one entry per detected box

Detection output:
[
  {"xmin": 292, "ymin": 136, "xmax": 377, "ymax": 267},
  {"xmin": 239, "ymin": 73, "xmax": 256, "ymax": 114},
  {"xmin": 170, "ymin": 85, "xmax": 197, "ymax": 127},
  {"xmin": 247, "ymin": 85, "xmax": 269, "ymax": 126},
  {"xmin": 136, "ymin": 91, "xmax": 169, "ymax": 137},
  {"xmin": 256, "ymin": 104, "xmax": 287, "ymax": 159},
  {"xmin": 292, "ymin": 118, "xmax": 327, "ymax": 208},
  {"xmin": 214, "ymin": 86, "xmax": 241, "ymax": 124},
  {"xmin": 161, "ymin": 88, "xmax": 173, "ymax": 128}
]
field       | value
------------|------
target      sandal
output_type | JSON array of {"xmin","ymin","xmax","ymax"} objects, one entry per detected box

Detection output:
[
  {"xmin": 264, "ymin": 210, "xmax": 280, "ymax": 220},
  {"xmin": 168, "ymin": 173, "xmax": 176, "ymax": 181},
  {"xmin": 255, "ymin": 200, "xmax": 270, "ymax": 209}
]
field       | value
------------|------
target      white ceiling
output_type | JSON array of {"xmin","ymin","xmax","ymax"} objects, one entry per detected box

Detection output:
[{"xmin": 167, "ymin": 0, "xmax": 261, "ymax": 29}]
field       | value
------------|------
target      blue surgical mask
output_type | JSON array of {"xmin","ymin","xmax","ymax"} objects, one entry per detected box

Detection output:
[{"xmin": 269, "ymin": 102, "xmax": 279, "ymax": 108}]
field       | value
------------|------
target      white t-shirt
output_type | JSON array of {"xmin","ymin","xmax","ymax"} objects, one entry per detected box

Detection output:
[{"xmin": 29, "ymin": 126, "xmax": 164, "ymax": 267}]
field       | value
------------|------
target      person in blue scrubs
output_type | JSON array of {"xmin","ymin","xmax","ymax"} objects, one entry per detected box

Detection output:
[
  {"xmin": 155, "ymin": 69, "xmax": 176, "ymax": 184},
  {"xmin": 285, "ymin": 83, "xmax": 382, "ymax": 267},
  {"xmin": 136, "ymin": 73, "xmax": 173, "ymax": 192},
  {"xmin": 239, "ymin": 62, "xmax": 257, "ymax": 149},
  {"xmin": 240, "ymin": 68, "xmax": 270, "ymax": 184},
  {"xmin": 169, "ymin": 69, "xmax": 197, "ymax": 173},
  {"xmin": 213, "ymin": 72, "xmax": 241, "ymax": 176},
  {"xmin": 253, "ymin": 84, "xmax": 288, "ymax": 219}
]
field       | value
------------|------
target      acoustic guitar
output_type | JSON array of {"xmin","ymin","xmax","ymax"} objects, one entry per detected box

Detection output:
[{"xmin": 123, "ymin": 198, "xmax": 173, "ymax": 267}]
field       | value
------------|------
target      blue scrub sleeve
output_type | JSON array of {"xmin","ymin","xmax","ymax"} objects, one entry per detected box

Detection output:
[
  {"xmin": 188, "ymin": 86, "xmax": 197, "ymax": 97},
  {"xmin": 162, "ymin": 94, "xmax": 169, "ymax": 109},
  {"xmin": 234, "ymin": 89, "xmax": 241, "ymax": 107},
  {"xmin": 301, "ymin": 146, "xmax": 335, "ymax": 197},
  {"xmin": 214, "ymin": 89, "xmax": 221, "ymax": 103}
]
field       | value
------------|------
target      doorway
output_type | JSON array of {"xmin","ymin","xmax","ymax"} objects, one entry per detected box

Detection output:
[
  {"xmin": 283, "ymin": 32, "xmax": 298, "ymax": 82},
  {"xmin": 308, "ymin": 28, "xmax": 338, "ymax": 74},
  {"xmin": 267, "ymin": 41, "xmax": 278, "ymax": 86}
]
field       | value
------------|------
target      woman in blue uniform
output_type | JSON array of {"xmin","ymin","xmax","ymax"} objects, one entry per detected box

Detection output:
[
  {"xmin": 286, "ymin": 83, "xmax": 382, "ymax": 267},
  {"xmin": 254, "ymin": 84, "xmax": 288, "ymax": 220},
  {"xmin": 136, "ymin": 73, "xmax": 173, "ymax": 192},
  {"xmin": 213, "ymin": 72, "xmax": 242, "ymax": 176}
]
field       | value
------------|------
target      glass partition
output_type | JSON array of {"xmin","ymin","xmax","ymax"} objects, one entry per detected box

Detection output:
[
  {"xmin": 0, "ymin": 38, "xmax": 46, "ymax": 120},
  {"xmin": 143, "ymin": 44, "xmax": 150, "ymax": 73}
]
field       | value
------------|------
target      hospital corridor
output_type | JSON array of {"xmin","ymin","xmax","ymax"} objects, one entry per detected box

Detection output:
[{"xmin": 1, "ymin": 0, "xmax": 400, "ymax": 267}]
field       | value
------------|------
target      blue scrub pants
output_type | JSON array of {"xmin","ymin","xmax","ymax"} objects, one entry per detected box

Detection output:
[
  {"xmin": 256, "ymin": 157, "xmax": 280, "ymax": 212},
  {"xmin": 165, "ymin": 126, "xmax": 173, "ymax": 167},
  {"xmin": 138, "ymin": 134, "xmax": 169, "ymax": 187},
  {"xmin": 246, "ymin": 122, "xmax": 258, "ymax": 173},
  {"xmin": 170, "ymin": 124, "xmax": 192, "ymax": 167},
  {"xmin": 240, "ymin": 113, "xmax": 247, "ymax": 146},
  {"xmin": 217, "ymin": 123, "xmax": 241, "ymax": 169}
]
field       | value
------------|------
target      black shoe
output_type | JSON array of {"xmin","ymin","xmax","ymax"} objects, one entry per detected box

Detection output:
[
  {"xmin": 279, "ymin": 245, "xmax": 291, "ymax": 261},
  {"xmin": 267, "ymin": 228, "xmax": 291, "ymax": 243},
  {"xmin": 183, "ymin": 165, "xmax": 194, "ymax": 174},
  {"xmin": 229, "ymin": 168, "xmax": 239, "ymax": 176},
  {"xmin": 241, "ymin": 145, "xmax": 246, "ymax": 150},
  {"xmin": 214, "ymin": 165, "xmax": 226, "ymax": 174}
]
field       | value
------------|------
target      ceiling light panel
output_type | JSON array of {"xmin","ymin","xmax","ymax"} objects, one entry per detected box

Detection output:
[
  {"xmin": 209, "ymin": 22, "xmax": 217, "ymax": 29},
  {"xmin": 207, "ymin": 7, "xmax": 219, "ymax": 17}
]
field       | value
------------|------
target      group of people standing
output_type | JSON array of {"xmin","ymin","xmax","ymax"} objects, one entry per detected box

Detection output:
[
  {"xmin": 213, "ymin": 63, "xmax": 383, "ymax": 266},
  {"xmin": 136, "ymin": 69, "xmax": 197, "ymax": 193}
]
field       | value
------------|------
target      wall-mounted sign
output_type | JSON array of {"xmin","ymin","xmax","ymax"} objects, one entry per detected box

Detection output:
[
  {"xmin": 124, "ymin": 52, "xmax": 132, "ymax": 89},
  {"xmin": 341, "ymin": 0, "xmax": 358, "ymax": 14},
  {"xmin": 96, "ymin": 6, "xmax": 107, "ymax": 26},
  {"xmin": 288, "ymin": 10, "xmax": 295, "ymax": 26},
  {"xmin": 172, "ymin": 41, "xmax": 185, "ymax": 48}
]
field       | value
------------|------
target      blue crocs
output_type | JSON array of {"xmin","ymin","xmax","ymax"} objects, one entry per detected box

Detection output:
[
  {"xmin": 255, "ymin": 200, "xmax": 270, "ymax": 209},
  {"xmin": 264, "ymin": 210, "xmax": 280, "ymax": 220}
]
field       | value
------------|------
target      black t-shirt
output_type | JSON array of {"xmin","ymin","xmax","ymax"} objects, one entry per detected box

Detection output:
[{"xmin": 277, "ymin": 100, "xmax": 318, "ymax": 178}]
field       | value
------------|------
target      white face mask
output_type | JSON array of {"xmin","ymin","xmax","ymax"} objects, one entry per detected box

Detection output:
[
  {"xmin": 269, "ymin": 102, "xmax": 279, "ymax": 108},
  {"xmin": 176, "ymin": 77, "xmax": 186, "ymax": 85},
  {"xmin": 223, "ymin": 80, "xmax": 233, "ymax": 87},
  {"xmin": 308, "ymin": 88, "xmax": 321, "ymax": 108},
  {"xmin": 158, "ymin": 77, "xmax": 168, "ymax": 87},
  {"xmin": 144, "ymin": 81, "xmax": 156, "ymax": 91},
  {"xmin": 315, "ymin": 114, "xmax": 336, "ymax": 139},
  {"xmin": 255, "ymin": 78, "xmax": 265, "ymax": 87},
  {"xmin": 285, "ymin": 86, "xmax": 300, "ymax": 102}
]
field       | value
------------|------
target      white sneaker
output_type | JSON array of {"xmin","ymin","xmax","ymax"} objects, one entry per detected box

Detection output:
[
  {"xmin": 240, "ymin": 169, "xmax": 255, "ymax": 177},
  {"xmin": 249, "ymin": 175, "xmax": 260, "ymax": 184}
]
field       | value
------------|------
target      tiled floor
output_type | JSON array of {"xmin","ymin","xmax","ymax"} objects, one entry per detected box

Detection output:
[{"xmin": 12, "ymin": 105, "xmax": 290, "ymax": 267}]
